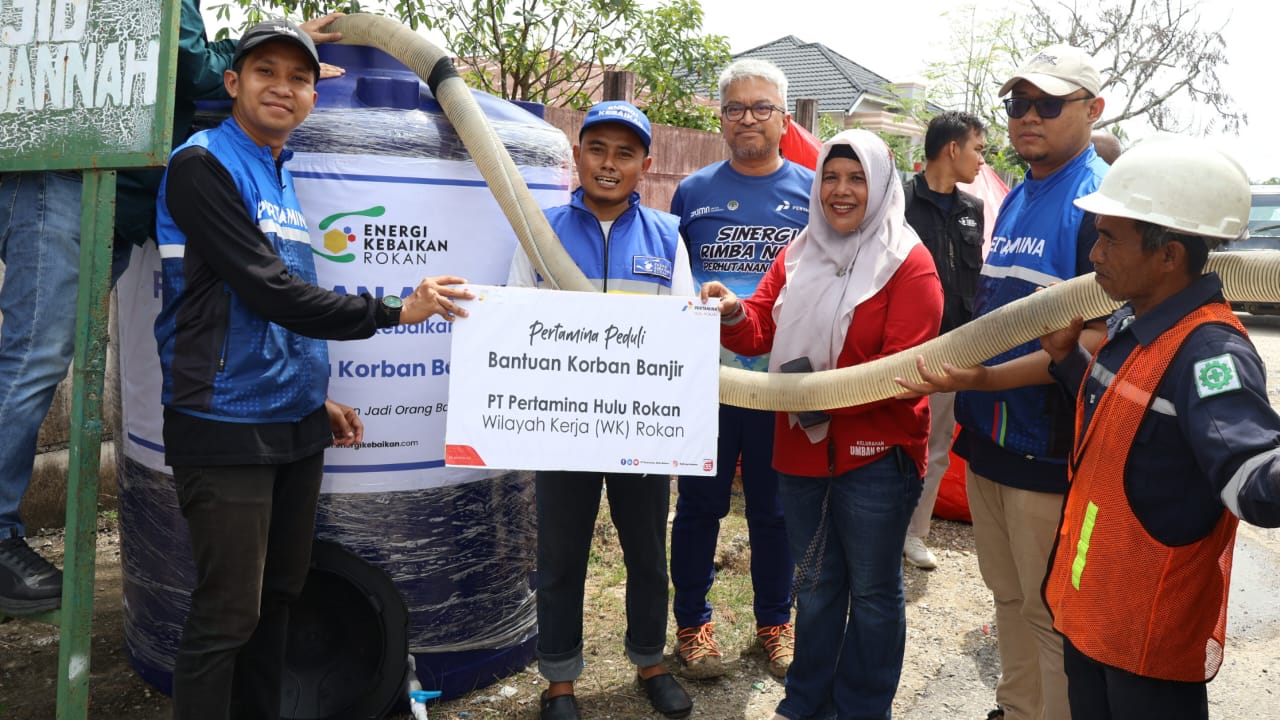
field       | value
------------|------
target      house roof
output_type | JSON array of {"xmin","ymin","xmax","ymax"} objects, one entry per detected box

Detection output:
[{"xmin": 724, "ymin": 35, "xmax": 901, "ymax": 115}]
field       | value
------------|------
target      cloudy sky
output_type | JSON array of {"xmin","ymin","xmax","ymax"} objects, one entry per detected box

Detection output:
[
  {"xmin": 683, "ymin": 0, "xmax": 1277, "ymax": 182},
  {"xmin": 205, "ymin": 1, "xmax": 1274, "ymax": 180}
]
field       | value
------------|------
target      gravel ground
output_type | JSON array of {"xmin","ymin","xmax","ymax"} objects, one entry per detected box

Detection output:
[{"xmin": 2, "ymin": 498, "xmax": 1278, "ymax": 719}]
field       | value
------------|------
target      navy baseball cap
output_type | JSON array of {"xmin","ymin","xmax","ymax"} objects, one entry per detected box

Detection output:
[
  {"xmin": 579, "ymin": 101, "xmax": 652, "ymax": 152},
  {"xmin": 233, "ymin": 18, "xmax": 321, "ymax": 79}
]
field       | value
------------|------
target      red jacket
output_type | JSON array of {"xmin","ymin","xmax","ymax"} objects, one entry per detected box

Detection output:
[{"xmin": 722, "ymin": 244, "xmax": 942, "ymax": 477}]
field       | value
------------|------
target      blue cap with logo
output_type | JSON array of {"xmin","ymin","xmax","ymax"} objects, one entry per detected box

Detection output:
[{"xmin": 579, "ymin": 101, "xmax": 652, "ymax": 152}]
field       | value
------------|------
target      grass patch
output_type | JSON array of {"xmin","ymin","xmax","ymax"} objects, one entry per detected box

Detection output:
[{"xmin": 409, "ymin": 483, "xmax": 784, "ymax": 720}]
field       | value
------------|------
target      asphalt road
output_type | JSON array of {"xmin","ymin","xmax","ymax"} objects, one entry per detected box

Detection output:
[{"xmin": 1229, "ymin": 312, "xmax": 1280, "ymax": 640}]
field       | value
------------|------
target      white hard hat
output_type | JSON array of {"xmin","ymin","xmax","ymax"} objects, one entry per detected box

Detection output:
[{"xmin": 1074, "ymin": 134, "xmax": 1250, "ymax": 241}]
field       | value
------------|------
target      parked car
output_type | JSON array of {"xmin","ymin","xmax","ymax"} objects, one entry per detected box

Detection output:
[{"xmin": 1215, "ymin": 185, "xmax": 1280, "ymax": 314}]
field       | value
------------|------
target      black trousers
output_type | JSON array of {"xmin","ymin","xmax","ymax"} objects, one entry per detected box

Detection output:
[
  {"xmin": 1063, "ymin": 635, "xmax": 1209, "ymax": 720},
  {"xmin": 171, "ymin": 455, "xmax": 324, "ymax": 720},
  {"xmin": 534, "ymin": 471, "xmax": 670, "ymax": 682}
]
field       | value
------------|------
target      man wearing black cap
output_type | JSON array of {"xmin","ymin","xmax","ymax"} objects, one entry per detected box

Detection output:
[
  {"xmin": 0, "ymin": 4, "xmax": 346, "ymax": 617},
  {"xmin": 154, "ymin": 19, "xmax": 473, "ymax": 720}
]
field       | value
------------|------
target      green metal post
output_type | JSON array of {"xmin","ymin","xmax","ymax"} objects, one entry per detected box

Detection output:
[{"xmin": 55, "ymin": 169, "xmax": 117, "ymax": 720}]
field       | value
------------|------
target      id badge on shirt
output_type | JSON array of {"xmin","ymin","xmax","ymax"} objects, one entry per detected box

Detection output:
[{"xmin": 633, "ymin": 255, "xmax": 673, "ymax": 280}]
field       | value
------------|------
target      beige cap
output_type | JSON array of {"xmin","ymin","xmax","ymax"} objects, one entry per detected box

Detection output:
[{"xmin": 999, "ymin": 44, "xmax": 1102, "ymax": 97}]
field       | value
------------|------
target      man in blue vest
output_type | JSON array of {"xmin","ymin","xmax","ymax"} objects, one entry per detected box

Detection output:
[
  {"xmin": 155, "ymin": 20, "xmax": 470, "ymax": 719},
  {"xmin": 898, "ymin": 44, "xmax": 1110, "ymax": 720},
  {"xmin": 0, "ymin": 2, "xmax": 344, "ymax": 615},
  {"xmin": 508, "ymin": 101, "xmax": 694, "ymax": 720}
]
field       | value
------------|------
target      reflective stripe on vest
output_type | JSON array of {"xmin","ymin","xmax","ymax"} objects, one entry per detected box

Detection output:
[{"xmin": 1045, "ymin": 302, "xmax": 1243, "ymax": 682}]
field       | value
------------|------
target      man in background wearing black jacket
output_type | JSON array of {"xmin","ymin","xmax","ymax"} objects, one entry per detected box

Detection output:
[{"xmin": 901, "ymin": 111, "xmax": 986, "ymax": 569}]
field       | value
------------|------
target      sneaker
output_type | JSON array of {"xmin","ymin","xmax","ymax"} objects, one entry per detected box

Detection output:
[
  {"xmin": 755, "ymin": 622, "xmax": 794, "ymax": 679},
  {"xmin": 675, "ymin": 622, "xmax": 724, "ymax": 679},
  {"xmin": 903, "ymin": 536, "xmax": 938, "ymax": 569},
  {"xmin": 0, "ymin": 532, "xmax": 63, "ymax": 615}
]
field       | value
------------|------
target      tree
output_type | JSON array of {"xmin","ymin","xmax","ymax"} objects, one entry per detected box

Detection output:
[
  {"xmin": 420, "ymin": 0, "xmax": 631, "ymax": 109},
  {"xmin": 922, "ymin": 6, "xmax": 1026, "ymax": 180},
  {"xmin": 816, "ymin": 114, "xmax": 843, "ymax": 142},
  {"xmin": 877, "ymin": 131, "xmax": 924, "ymax": 175},
  {"xmin": 925, "ymin": 0, "xmax": 1244, "ymax": 181},
  {"xmin": 815, "ymin": 118, "xmax": 919, "ymax": 174},
  {"xmin": 1023, "ymin": 0, "xmax": 1243, "ymax": 134},
  {"xmin": 428, "ymin": 0, "xmax": 728, "ymax": 130},
  {"xmin": 621, "ymin": 0, "xmax": 727, "ymax": 130},
  {"xmin": 211, "ymin": 0, "xmax": 729, "ymax": 131}
]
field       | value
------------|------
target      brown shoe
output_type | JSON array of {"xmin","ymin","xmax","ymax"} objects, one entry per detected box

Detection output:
[
  {"xmin": 675, "ymin": 622, "xmax": 724, "ymax": 679},
  {"xmin": 755, "ymin": 622, "xmax": 794, "ymax": 678}
]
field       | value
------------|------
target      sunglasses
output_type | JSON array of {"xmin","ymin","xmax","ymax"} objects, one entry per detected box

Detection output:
[{"xmin": 1002, "ymin": 95, "xmax": 1092, "ymax": 119}]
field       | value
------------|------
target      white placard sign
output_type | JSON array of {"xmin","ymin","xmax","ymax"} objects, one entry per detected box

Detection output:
[{"xmin": 445, "ymin": 286, "xmax": 720, "ymax": 475}]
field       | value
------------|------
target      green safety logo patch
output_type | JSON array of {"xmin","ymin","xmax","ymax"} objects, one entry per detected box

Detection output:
[{"xmin": 1194, "ymin": 354, "xmax": 1242, "ymax": 398}]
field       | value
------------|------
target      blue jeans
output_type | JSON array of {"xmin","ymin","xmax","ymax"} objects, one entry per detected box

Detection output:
[
  {"xmin": 776, "ymin": 451, "xmax": 922, "ymax": 720},
  {"xmin": 0, "ymin": 171, "xmax": 130, "ymax": 536},
  {"xmin": 0, "ymin": 171, "xmax": 84, "ymax": 537},
  {"xmin": 671, "ymin": 403, "xmax": 793, "ymax": 628}
]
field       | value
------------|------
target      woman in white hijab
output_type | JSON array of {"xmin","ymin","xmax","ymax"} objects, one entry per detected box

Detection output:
[{"xmin": 702, "ymin": 129, "xmax": 942, "ymax": 719}]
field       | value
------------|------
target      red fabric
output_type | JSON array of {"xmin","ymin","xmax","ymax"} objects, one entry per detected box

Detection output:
[
  {"xmin": 721, "ymin": 244, "xmax": 942, "ymax": 478},
  {"xmin": 933, "ymin": 435, "xmax": 972, "ymax": 523},
  {"xmin": 956, "ymin": 165, "xmax": 1010, "ymax": 256},
  {"xmin": 779, "ymin": 123, "xmax": 821, "ymax": 170},
  {"xmin": 931, "ymin": 163, "xmax": 1010, "ymax": 522}
]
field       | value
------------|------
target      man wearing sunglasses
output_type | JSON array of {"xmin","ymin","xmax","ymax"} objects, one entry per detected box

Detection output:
[
  {"xmin": 897, "ymin": 44, "xmax": 1109, "ymax": 720},
  {"xmin": 668, "ymin": 58, "xmax": 810, "ymax": 682}
]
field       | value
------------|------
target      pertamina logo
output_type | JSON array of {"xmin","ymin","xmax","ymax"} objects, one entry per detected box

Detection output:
[
  {"xmin": 314, "ymin": 206, "xmax": 386, "ymax": 263},
  {"xmin": 683, "ymin": 300, "xmax": 719, "ymax": 317}
]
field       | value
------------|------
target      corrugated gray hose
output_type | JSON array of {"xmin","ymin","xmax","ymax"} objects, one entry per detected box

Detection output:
[{"xmin": 330, "ymin": 14, "xmax": 1280, "ymax": 412}]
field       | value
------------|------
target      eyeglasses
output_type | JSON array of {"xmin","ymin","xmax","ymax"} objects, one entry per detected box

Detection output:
[
  {"xmin": 1003, "ymin": 95, "xmax": 1092, "ymax": 119},
  {"xmin": 721, "ymin": 102, "xmax": 785, "ymax": 122}
]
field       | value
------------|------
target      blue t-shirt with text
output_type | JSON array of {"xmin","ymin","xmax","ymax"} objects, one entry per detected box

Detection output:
[{"xmin": 672, "ymin": 159, "xmax": 813, "ymax": 371}]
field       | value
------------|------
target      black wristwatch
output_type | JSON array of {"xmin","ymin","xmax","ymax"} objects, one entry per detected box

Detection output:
[{"xmin": 380, "ymin": 294, "xmax": 403, "ymax": 325}]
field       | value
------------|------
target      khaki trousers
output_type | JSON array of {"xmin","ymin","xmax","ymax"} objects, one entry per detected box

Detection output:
[{"xmin": 967, "ymin": 469, "xmax": 1071, "ymax": 720}]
